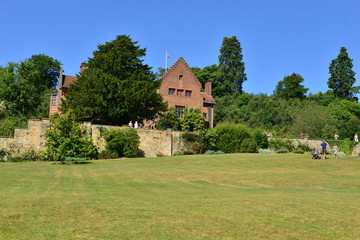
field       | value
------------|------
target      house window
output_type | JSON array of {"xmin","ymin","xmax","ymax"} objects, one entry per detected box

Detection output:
[
  {"xmin": 176, "ymin": 106, "xmax": 185, "ymax": 118},
  {"xmin": 177, "ymin": 89, "xmax": 184, "ymax": 96},
  {"xmin": 203, "ymin": 113, "xmax": 207, "ymax": 119},
  {"xmin": 51, "ymin": 95, "xmax": 57, "ymax": 105},
  {"xmin": 168, "ymin": 88, "xmax": 175, "ymax": 95},
  {"xmin": 179, "ymin": 75, "xmax": 183, "ymax": 80},
  {"xmin": 185, "ymin": 90, "xmax": 192, "ymax": 97}
]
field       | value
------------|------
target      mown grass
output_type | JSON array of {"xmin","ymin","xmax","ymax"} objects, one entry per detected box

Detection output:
[{"xmin": 0, "ymin": 153, "xmax": 359, "ymax": 240}]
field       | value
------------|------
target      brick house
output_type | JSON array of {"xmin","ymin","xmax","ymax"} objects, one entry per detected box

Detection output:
[
  {"xmin": 49, "ymin": 64, "xmax": 86, "ymax": 116},
  {"xmin": 50, "ymin": 58, "xmax": 215, "ymax": 127},
  {"xmin": 158, "ymin": 57, "xmax": 215, "ymax": 127}
]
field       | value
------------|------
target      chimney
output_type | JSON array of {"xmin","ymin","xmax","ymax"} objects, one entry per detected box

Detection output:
[
  {"xmin": 58, "ymin": 67, "xmax": 63, "ymax": 89},
  {"xmin": 205, "ymin": 80, "xmax": 212, "ymax": 95},
  {"xmin": 80, "ymin": 62, "xmax": 88, "ymax": 73}
]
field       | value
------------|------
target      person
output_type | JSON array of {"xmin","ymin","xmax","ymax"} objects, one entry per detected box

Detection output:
[
  {"xmin": 300, "ymin": 132, "xmax": 305, "ymax": 139},
  {"xmin": 354, "ymin": 133, "xmax": 359, "ymax": 142},
  {"xmin": 129, "ymin": 121, "xmax": 133, "ymax": 128},
  {"xmin": 334, "ymin": 134, "xmax": 339, "ymax": 140},
  {"xmin": 321, "ymin": 140, "xmax": 327, "ymax": 159},
  {"xmin": 134, "ymin": 121, "xmax": 139, "ymax": 129},
  {"xmin": 332, "ymin": 144, "xmax": 339, "ymax": 159}
]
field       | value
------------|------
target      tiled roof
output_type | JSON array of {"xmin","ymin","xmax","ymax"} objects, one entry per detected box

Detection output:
[
  {"xmin": 200, "ymin": 92, "xmax": 216, "ymax": 104},
  {"xmin": 62, "ymin": 75, "xmax": 77, "ymax": 88}
]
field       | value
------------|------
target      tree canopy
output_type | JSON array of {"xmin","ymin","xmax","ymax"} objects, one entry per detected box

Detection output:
[
  {"xmin": 217, "ymin": 36, "xmax": 247, "ymax": 96},
  {"xmin": 328, "ymin": 47, "xmax": 357, "ymax": 100},
  {"xmin": 274, "ymin": 73, "xmax": 308, "ymax": 100},
  {"xmin": 63, "ymin": 35, "xmax": 167, "ymax": 125}
]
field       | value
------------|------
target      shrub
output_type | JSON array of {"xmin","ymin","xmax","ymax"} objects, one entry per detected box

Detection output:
[
  {"xmin": 44, "ymin": 113, "xmax": 99, "ymax": 161},
  {"xmin": 214, "ymin": 150, "xmax": 225, "ymax": 154},
  {"xmin": 297, "ymin": 143, "xmax": 312, "ymax": 152},
  {"xmin": 215, "ymin": 123, "xmax": 256, "ymax": 153},
  {"xmin": 183, "ymin": 150, "xmax": 194, "ymax": 155},
  {"xmin": 239, "ymin": 138, "xmax": 258, "ymax": 153},
  {"xmin": 173, "ymin": 150, "xmax": 184, "ymax": 155},
  {"xmin": 0, "ymin": 116, "xmax": 27, "ymax": 137},
  {"xmin": 182, "ymin": 132, "xmax": 205, "ymax": 154},
  {"xmin": 293, "ymin": 149, "xmax": 305, "ymax": 154},
  {"xmin": 253, "ymin": 129, "xmax": 269, "ymax": 149},
  {"xmin": 103, "ymin": 128, "xmax": 140, "ymax": 158},
  {"xmin": 202, "ymin": 128, "xmax": 218, "ymax": 151},
  {"xmin": 204, "ymin": 150, "xmax": 215, "ymax": 154},
  {"xmin": 327, "ymin": 139, "xmax": 357, "ymax": 155},
  {"xmin": 98, "ymin": 149, "xmax": 119, "ymax": 159},
  {"xmin": 258, "ymin": 149, "xmax": 272, "ymax": 153},
  {"xmin": 275, "ymin": 148, "xmax": 289, "ymax": 153},
  {"xmin": 269, "ymin": 138, "xmax": 294, "ymax": 152}
]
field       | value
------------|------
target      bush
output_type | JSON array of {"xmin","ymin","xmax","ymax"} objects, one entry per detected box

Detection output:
[
  {"xmin": 0, "ymin": 116, "xmax": 27, "ymax": 137},
  {"xmin": 275, "ymin": 148, "xmax": 289, "ymax": 153},
  {"xmin": 258, "ymin": 149, "xmax": 272, "ymax": 153},
  {"xmin": 202, "ymin": 128, "xmax": 218, "ymax": 151},
  {"xmin": 239, "ymin": 138, "xmax": 258, "ymax": 153},
  {"xmin": 253, "ymin": 129, "xmax": 269, "ymax": 149},
  {"xmin": 215, "ymin": 123, "xmax": 257, "ymax": 153},
  {"xmin": 183, "ymin": 150, "xmax": 194, "ymax": 155},
  {"xmin": 327, "ymin": 139, "xmax": 357, "ymax": 155},
  {"xmin": 103, "ymin": 128, "xmax": 140, "ymax": 158},
  {"xmin": 297, "ymin": 143, "xmax": 312, "ymax": 152},
  {"xmin": 293, "ymin": 149, "xmax": 305, "ymax": 154},
  {"xmin": 182, "ymin": 132, "xmax": 205, "ymax": 154},
  {"xmin": 98, "ymin": 149, "xmax": 119, "ymax": 159},
  {"xmin": 44, "ymin": 113, "xmax": 99, "ymax": 161},
  {"xmin": 173, "ymin": 150, "xmax": 184, "ymax": 155},
  {"xmin": 269, "ymin": 138, "xmax": 294, "ymax": 152}
]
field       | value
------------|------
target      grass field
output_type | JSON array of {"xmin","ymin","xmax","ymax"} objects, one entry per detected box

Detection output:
[{"xmin": 0, "ymin": 153, "xmax": 360, "ymax": 240}]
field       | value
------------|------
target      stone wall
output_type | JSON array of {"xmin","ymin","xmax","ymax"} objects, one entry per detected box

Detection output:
[{"xmin": 1, "ymin": 120, "xmax": 360, "ymax": 157}]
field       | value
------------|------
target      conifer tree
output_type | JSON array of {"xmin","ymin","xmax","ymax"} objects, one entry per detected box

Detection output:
[
  {"xmin": 217, "ymin": 36, "xmax": 247, "ymax": 96},
  {"xmin": 328, "ymin": 47, "xmax": 357, "ymax": 100},
  {"xmin": 63, "ymin": 35, "xmax": 167, "ymax": 125}
]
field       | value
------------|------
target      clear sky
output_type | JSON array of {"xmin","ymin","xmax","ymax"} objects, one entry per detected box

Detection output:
[{"xmin": 1, "ymin": 0, "xmax": 359, "ymax": 95}]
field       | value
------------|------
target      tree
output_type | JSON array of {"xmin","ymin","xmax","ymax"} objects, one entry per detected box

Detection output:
[
  {"xmin": 217, "ymin": 36, "xmax": 247, "ymax": 96},
  {"xmin": 0, "ymin": 55, "xmax": 60, "ymax": 118},
  {"xmin": 328, "ymin": 47, "xmax": 357, "ymax": 100},
  {"xmin": 63, "ymin": 35, "xmax": 167, "ymax": 125},
  {"xmin": 274, "ymin": 73, "xmax": 308, "ymax": 100}
]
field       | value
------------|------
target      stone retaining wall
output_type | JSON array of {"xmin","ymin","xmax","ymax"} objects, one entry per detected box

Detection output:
[{"xmin": 1, "ymin": 120, "xmax": 359, "ymax": 157}]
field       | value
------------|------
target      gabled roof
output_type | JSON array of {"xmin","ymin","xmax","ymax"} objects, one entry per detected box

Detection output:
[
  {"xmin": 162, "ymin": 57, "xmax": 202, "ymax": 89},
  {"xmin": 62, "ymin": 75, "xmax": 77, "ymax": 88}
]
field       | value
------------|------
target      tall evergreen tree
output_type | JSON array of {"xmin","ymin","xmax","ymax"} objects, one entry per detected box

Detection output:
[
  {"xmin": 217, "ymin": 36, "xmax": 247, "ymax": 96},
  {"xmin": 63, "ymin": 35, "xmax": 167, "ymax": 125},
  {"xmin": 328, "ymin": 47, "xmax": 357, "ymax": 100},
  {"xmin": 274, "ymin": 73, "xmax": 308, "ymax": 100}
]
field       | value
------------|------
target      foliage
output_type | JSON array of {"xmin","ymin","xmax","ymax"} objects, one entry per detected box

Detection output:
[
  {"xmin": 156, "ymin": 108, "xmax": 180, "ymax": 130},
  {"xmin": 0, "ymin": 116, "xmax": 27, "ymax": 137},
  {"xmin": 103, "ymin": 127, "xmax": 140, "ymax": 158},
  {"xmin": 293, "ymin": 149, "xmax": 305, "ymax": 154},
  {"xmin": 217, "ymin": 36, "xmax": 247, "ymax": 96},
  {"xmin": 269, "ymin": 138, "xmax": 294, "ymax": 152},
  {"xmin": 274, "ymin": 73, "xmax": 308, "ymax": 100},
  {"xmin": 202, "ymin": 128, "xmax": 218, "ymax": 151},
  {"xmin": 253, "ymin": 129, "xmax": 269, "ymax": 149},
  {"xmin": 258, "ymin": 149, "xmax": 272, "ymax": 153},
  {"xmin": 326, "ymin": 139, "xmax": 357, "ymax": 155},
  {"xmin": 296, "ymin": 143, "xmax": 312, "ymax": 152},
  {"xmin": 182, "ymin": 132, "xmax": 205, "ymax": 154},
  {"xmin": 63, "ymin": 35, "xmax": 167, "ymax": 125},
  {"xmin": 328, "ymin": 47, "xmax": 358, "ymax": 100},
  {"xmin": 192, "ymin": 64, "xmax": 220, "ymax": 90},
  {"xmin": 179, "ymin": 108, "xmax": 206, "ymax": 132},
  {"xmin": 183, "ymin": 150, "xmax": 194, "ymax": 155},
  {"xmin": 44, "ymin": 113, "xmax": 99, "ymax": 161},
  {"xmin": 0, "ymin": 55, "xmax": 60, "ymax": 118},
  {"xmin": 215, "ymin": 123, "xmax": 256, "ymax": 153},
  {"xmin": 98, "ymin": 149, "xmax": 119, "ymax": 159},
  {"xmin": 204, "ymin": 150, "xmax": 225, "ymax": 154},
  {"xmin": 239, "ymin": 138, "xmax": 258, "ymax": 153}
]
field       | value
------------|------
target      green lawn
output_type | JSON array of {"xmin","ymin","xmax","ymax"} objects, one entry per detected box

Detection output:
[{"xmin": 1, "ymin": 153, "xmax": 360, "ymax": 240}]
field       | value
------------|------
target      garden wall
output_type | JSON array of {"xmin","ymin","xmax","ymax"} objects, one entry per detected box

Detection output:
[
  {"xmin": 0, "ymin": 120, "xmax": 189, "ymax": 158},
  {"xmin": 1, "ymin": 120, "xmax": 360, "ymax": 157}
]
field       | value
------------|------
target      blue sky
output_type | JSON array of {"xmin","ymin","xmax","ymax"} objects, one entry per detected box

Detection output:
[{"xmin": 1, "ymin": 0, "xmax": 359, "ymax": 95}]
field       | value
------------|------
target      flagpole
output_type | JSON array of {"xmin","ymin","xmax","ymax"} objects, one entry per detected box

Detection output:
[{"xmin": 165, "ymin": 52, "xmax": 168, "ymax": 72}]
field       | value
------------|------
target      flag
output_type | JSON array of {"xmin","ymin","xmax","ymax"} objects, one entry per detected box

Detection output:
[{"xmin": 166, "ymin": 51, "xmax": 170, "ymax": 58}]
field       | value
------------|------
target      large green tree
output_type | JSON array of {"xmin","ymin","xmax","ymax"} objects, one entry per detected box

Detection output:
[
  {"xmin": 328, "ymin": 47, "xmax": 357, "ymax": 100},
  {"xmin": 217, "ymin": 36, "xmax": 247, "ymax": 96},
  {"xmin": 274, "ymin": 73, "xmax": 308, "ymax": 100},
  {"xmin": 0, "ymin": 55, "xmax": 60, "ymax": 118},
  {"xmin": 63, "ymin": 35, "xmax": 167, "ymax": 125}
]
